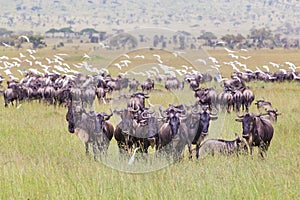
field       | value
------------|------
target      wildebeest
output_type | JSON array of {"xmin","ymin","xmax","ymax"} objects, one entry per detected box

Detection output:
[
  {"xmin": 218, "ymin": 90, "xmax": 234, "ymax": 113},
  {"xmin": 242, "ymin": 87, "xmax": 255, "ymax": 112},
  {"xmin": 165, "ymin": 76, "xmax": 183, "ymax": 90},
  {"xmin": 113, "ymin": 109, "xmax": 135, "ymax": 154},
  {"xmin": 141, "ymin": 78, "xmax": 154, "ymax": 92},
  {"xmin": 131, "ymin": 109, "xmax": 161, "ymax": 154},
  {"xmin": 233, "ymin": 90, "xmax": 243, "ymax": 113},
  {"xmin": 157, "ymin": 104, "xmax": 186, "ymax": 158},
  {"xmin": 261, "ymin": 109, "xmax": 281, "ymax": 123},
  {"xmin": 66, "ymin": 102, "xmax": 109, "ymax": 159},
  {"xmin": 255, "ymin": 99, "xmax": 273, "ymax": 114},
  {"xmin": 95, "ymin": 110, "xmax": 114, "ymax": 152},
  {"xmin": 197, "ymin": 135, "xmax": 247, "ymax": 158},
  {"xmin": 3, "ymin": 85, "xmax": 20, "ymax": 107},
  {"xmin": 129, "ymin": 78, "xmax": 140, "ymax": 92},
  {"xmin": 95, "ymin": 86, "xmax": 107, "ymax": 104},
  {"xmin": 235, "ymin": 113, "xmax": 274, "ymax": 157},
  {"xmin": 190, "ymin": 105, "xmax": 218, "ymax": 159}
]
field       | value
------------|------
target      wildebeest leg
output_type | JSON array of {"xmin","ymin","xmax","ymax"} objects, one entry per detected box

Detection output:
[
  {"xmin": 188, "ymin": 144, "xmax": 193, "ymax": 159},
  {"xmin": 85, "ymin": 142, "xmax": 89, "ymax": 156},
  {"xmin": 195, "ymin": 144, "xmax": 200, "ymax": 159}
]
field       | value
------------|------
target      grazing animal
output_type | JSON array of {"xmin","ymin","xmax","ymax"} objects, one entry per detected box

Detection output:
[
  {"xmin": 66, "ymin": 103, "xmax": 108, "ymax": 159},
  {"xmin": 242, "ymin": 87, "xmax": 255, "ymax": 112},
  {"xmin": 197, "ymin": 135, "xmax": 247, "ymax": 158},
  {"xmin": 236, "ymin": 113, "xmax": 274, "ymax": 157}
]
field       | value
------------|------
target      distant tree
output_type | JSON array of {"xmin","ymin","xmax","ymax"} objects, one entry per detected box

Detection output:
[
  {"xmin": 248, "ymin": 28, "xmax": 274, "ymax": 48},
  {"xmin": 29, "ymin": 35, "xmax": 47, "ymax": 49},
  {"xmin": 80, "ymin": 28, "xmax": 99, "ymax": 38},
  {"xmin": 45, "ymin": 28, "xmax": 59, "ymax": 38},
  {"xmin": 198, "ymin": 32, "xmax": 217, "ymax": 47},
  {"xmin": 58, "ymin": 27, "xmax": 74, "ymax": 38}
]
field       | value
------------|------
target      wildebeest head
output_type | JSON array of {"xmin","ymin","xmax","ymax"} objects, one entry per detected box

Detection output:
[
  {"xmin": 169, "ymin": 112, "xmax": 181, "ymax": 137},
  {"xmin": 199, "ymin": 110, "xmax": 216, "ymax": 136},
  {"xmin": 235, "ymin": 113, "xmax": 255, "ymax": 138},
  {"xmin": 114, "ymin": 109, "xmax": 136, "ymax": 134},
  {"xmin": 97, "ymin": 110, "xmax": 113, "ymax": 132}
]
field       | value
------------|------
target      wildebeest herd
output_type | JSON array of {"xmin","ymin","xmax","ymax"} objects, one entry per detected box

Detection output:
[{"xmin": 1, "ymin": 70, "xmax": 281, "ymax": 163}]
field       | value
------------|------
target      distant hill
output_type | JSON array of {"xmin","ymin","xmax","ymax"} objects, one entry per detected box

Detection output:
[{"xmin": 0, "ymin": 0, "xmax": 299, "ymax": 38}]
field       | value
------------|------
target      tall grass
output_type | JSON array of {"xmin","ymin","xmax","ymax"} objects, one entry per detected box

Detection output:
[{"xmin": 1, "ymin": 81, "xmax": 299, "ymax": 199}]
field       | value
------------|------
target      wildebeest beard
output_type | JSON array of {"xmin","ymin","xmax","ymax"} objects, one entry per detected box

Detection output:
[
  {"xmin": 169, "ymin": 114, "xmax": 180, "ymax": 137},
  {"xmin": 192, "ymin": 112, "xmax": 210, "ymax": 144}
]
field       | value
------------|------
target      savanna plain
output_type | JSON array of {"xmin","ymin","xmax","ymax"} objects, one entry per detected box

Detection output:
[{"xmin": 0, "ymin": 46, "xmax": 299, "ymax": 199}]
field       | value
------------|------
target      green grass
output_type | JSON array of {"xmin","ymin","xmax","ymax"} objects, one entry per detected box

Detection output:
[{"xmin": 1, "ymin": 49, "xmax": 300, "ymax": 199}]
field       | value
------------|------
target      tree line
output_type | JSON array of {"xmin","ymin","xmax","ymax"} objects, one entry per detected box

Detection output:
[{"xmin": 0, "ymin": 27, "xmax": 299, "ymax": 50}]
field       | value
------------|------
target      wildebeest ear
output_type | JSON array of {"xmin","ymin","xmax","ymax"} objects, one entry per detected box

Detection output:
[{"xmin": 235, "ymin": 118, "xmax": 243, "ymax": 122}]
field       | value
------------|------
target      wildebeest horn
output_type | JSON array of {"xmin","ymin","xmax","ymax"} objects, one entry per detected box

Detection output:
[
  {"xmin": 102, "ymin": 109, "xmax": 113, "ymax": 120},
  {"xmin": 237, "ymin": 113, "xmax": 244, "ymax": 118},
  {"xmin": 159, "ymin": 106, "xmax": 168, "ymax": 118},
  {"xmin": 141, "ymin": 110, "xmax": 151, "ymax": 119},
  {"xmin": 191, "ymin": 106, "xmax": 201, "ymax": 115}
]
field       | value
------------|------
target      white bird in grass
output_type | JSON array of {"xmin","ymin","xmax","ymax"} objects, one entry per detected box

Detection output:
[
  {"xmin": 153, "ymin": 54, "xmax": 163, "ymax": 63},
  {"xmin": 255, "ymin": 67, "xmax": 264, "ymax": 73},
  {"xmin": 196, "ymin": 58, "xmax": 207, "ymax": 65},
  {"xmin": 99, "ymin": 68, "xmax": 109, "ymax": 74},
  {"xmin": 292, "ymin": 72, "xmax": 300, "ymax": 80},
  {"xmin": 54, "ymin": 55, "xmax": 64, "ymax": 61},
  {"xmin": 2, "ymin": 42, "xmax": 12, "ymax": 48},
  {"xmin": 240, "ymin": 55, "xmax": 251, "ymax": 60},
  {"xmin": 19, "ymin": 53, "xmax": 26, "ymax": 58},
  {"xmin": 284, "ymin": 61, "xmax": 296, "ymax": 69},
  {"xmin": 19, "ymin": 35, "xmax": 30, "ymax": 43},
  {"xmin": 83, "ymin": 53, "xmax": 91, "ymax": 60},
  {"xmin": 29, "ymin": 54, "xmax": 36, "ymax": 60},
  {"xmin": 182, "ymin": 65, "xmax": 191, "ymax": 70},
  {"xmin": 0, "ymin": 56, "xmax": 9, "ymax": 60},
  {"xmin": 128, "ymin": 147, "xmax": 140, "ymax": 165},
  {"xmin": 262, "ymin": 65, "xmax": 270, "ymax": 72},
  {"xmin": 269, "ymin": 62, "xmax": 280, "ymax": 68},
  {"xmin": 73, "ymin": 63, "xmax": 83, "ymax": 69},
  {"xmin": 9, "ymin": 75, "xmax": 19, "ymax": 81},
  {"xmin": 122, "ymin": 54, "xmax": 130, "ymax": 59},
  {"xmin": 134, "ymin": 55, "xmax": 145, "ymax": 59},
  {"xmin": 172, "ymin": 51, "xmax": 186, "ymax": 57},
  {"xmin": 224, "ymin": 47, "xmax": 235, "ymax": 53},
  {"xmin": 113, "ymin": 63, "xmax": 122, "ymax": 70},
  {"xmin": 118, "ymin": 72, "xmax": 129, "ymax": 76},
  {"xmin": 120, "ymin": 60, "xmax": 131, "ymax": 67},
  {"xmin": 208, "ymin": 56, "xmax": 219, "ymax": 64},
  {"xmin": 26, "ymin": 49, "xmax": 36, "ymax": 54},
  {"xmin": 23, "ymin": 59, "xmax": 33, "ymax": 66},
  {"xmin": 266, "ymin": 73, "xmax": 277, "ymax": 80},
  {"xmin": 4, "ymin": 69, "xmax": 12, "ymax": 75},
  {"xmin": 11, "ymin": 57, "xmax": 22, "ymax": 63},
  {"xmin": 228, "ymin": 53, "xmax": 239, "ymax": 60},
  {"xmin": 210, "ymin": 65, "xmax": 219, "ymax": 71}
]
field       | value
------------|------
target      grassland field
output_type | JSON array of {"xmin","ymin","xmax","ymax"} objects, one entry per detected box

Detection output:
[{"xmin": 0, "ymin": 45, "xmax": 300, "ymax": 199}]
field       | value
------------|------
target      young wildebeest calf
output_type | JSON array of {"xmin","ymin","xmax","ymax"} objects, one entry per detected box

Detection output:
[{"xmin": 197, "ymin": 135, "xmax": 247, "ymax": 158}]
